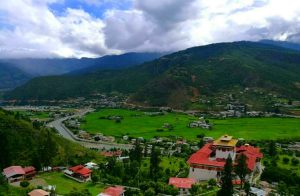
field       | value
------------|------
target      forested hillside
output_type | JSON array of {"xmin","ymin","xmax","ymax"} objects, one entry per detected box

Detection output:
[
  {"xmin": 6, "ymin": 41, "xmax": 300, "ymax": 108},
  {"xmin": 0, "ymin": 108, "xmax": 100, "ymax": 171}
]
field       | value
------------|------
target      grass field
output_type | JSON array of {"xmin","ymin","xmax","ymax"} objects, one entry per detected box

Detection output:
[
  {"xmin": 80, "ymin": 109, "xmax": 300, "ymax": 140},
  {"xmin": 36, "ymin": 172, "xmax": 103, "ymax": 195}
]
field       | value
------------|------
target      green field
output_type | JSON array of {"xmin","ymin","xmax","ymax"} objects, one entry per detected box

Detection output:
[
  {"xmin": 36, "ymin": 172, "xmax": 104, "ymax": 195},
  {"xmin": 80, "ymin": 109, "xmax": 300, "ymax": 140}
]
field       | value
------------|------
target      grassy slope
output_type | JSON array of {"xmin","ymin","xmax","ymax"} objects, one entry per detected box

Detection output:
[
  {"xmin": 36, "ymin": 172, "xmax": 104, "ymax": 195},
  {"xmin": 80, "ymin": 109, "xmax": 300, "ymax": 140}
]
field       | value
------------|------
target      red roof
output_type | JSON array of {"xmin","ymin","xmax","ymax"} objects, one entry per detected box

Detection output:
[
  {"xmin": 103, "ymin": 186, "xmax": 125, "ymax": 196},
  {"xmin": 232, "ymin": 179, "xmax": 241, "ymax": 185},
  {"xmin": 69, "ymin": 165, "xmax": 92, "ymax": 176},
  {"xmin": 169, "ymin": 177, "xmax": 196, "ymax": 189},
  {"xmin": 23, "ymin": 166, "xmax": 36, "ymax": 174},
  {"xmin": 187, "ymin": 143, "xmax": 226, "ymax": 167},
  {"xmin": 187, "ymin": 144, "xmax": 263, "ymax": 171},
  {"xmin": 3, "ymin": 166, "xmax": 25, "ymax": 178},
  {"xmin": 236, "ymin": 145, "xmax": 263, "ymax": 171}
]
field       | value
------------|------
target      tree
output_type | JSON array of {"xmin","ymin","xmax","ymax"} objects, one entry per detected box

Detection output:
[
  {"xmin": 91, "ymin": 175, "xmax": 99, "ymax": 184},
  {"xmin": 208, "ymin": 178, "xmax": 217, "ymax": 186},
  {"xmin": 219, "ymin": 156, "xmax": 233, "ymax": 196},
  {"xmin": 282, "ymin": 157, "xmax": 289, "ymax": 164},
  {"xmin": 150, "ymin": 145, "xmax": 161, "ymax": 180},
  {"xmin": 235, "ymin": 154, "xmax": 249, "ymax": 189},
  {"xmin": 244, "ymin": 181, "xmax": 251, "ymax": 196},
  {"xmin": 129, "ymin": 140, "xmax": 143, "ymax": 164},
  {"xmin": 145, "ymin": 188, "xmax": 156, "ymax": 196},
  {"xmin": 268, "ymin": 141, "xmax": 277, "ymax": 157},
  {"xmin": 189, "ymin": 184, "xmax": 201, "ymax": 196}
]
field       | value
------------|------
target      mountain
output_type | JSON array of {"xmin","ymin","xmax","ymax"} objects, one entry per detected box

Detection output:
[
  {"xmin": 2, "ymin": 52, "xmax": 164, "ymax": 76},
  {"xmin": 5, "ymin": 41, "xmax": 300, "ymax": 109},
  {"xmin": 260, "ymin": 39, "xmax": 300, "ymax": 51},
  {"xmin": 0, "ymin": 62, "xmax": 32, "ymax": 90}
]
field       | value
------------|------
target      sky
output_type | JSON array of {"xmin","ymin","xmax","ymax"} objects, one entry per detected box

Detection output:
[{"xmin": 1, "ymin": 0, "xmax": 300, "ymax": 58}]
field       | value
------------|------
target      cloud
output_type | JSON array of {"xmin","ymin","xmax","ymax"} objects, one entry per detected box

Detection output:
[
  {"xmin": 0, "ymin": 0, "xmax": 116, "ymax": 58},
  {"xmin": 1, "ymin": 0, "xmax": 300, "ymax": 58}
]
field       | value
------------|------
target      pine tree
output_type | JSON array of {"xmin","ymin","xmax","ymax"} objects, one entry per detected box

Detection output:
[
  {"xmin": 129, "ymin": 140, "xmax": 143, "ymax": 164},
  {"xmin": 150, "ymin": 145, "xmax": 161, "ymax": 180},
  {"xmin": 235, "ymin": 154, "xmax": 249, "ymax": 189},
  {"xmin": 219, "ymin": 155, "xmax": 234, "ymax": 196},
  {"xmin": 268, "ymin": 141, "xmax": 277, "ymax": 157}
]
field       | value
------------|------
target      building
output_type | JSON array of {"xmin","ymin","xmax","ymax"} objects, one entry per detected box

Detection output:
[
  {"xmin": 169, "ymin": 177, "xmax": 196, "ymax": 195},
  {"xmin": 188, "ymin": 135, "xmax": 263, "ymax": 181},
  {"xmin": 28, "ymin": 189, "xmax": 50, "ymax": 196},
  {"xmin": 250, "ymin": 187, "xmax": 266, "ymax": 196},
  {"xmin": 2, "ymin": 166, "xmax": 36, "ymax": 183},
  {"xmin": 98, "ymin": 186, "xmax": 125, "ymax": 196},
  {"xmin": 64, "ymin": 165, "xmax": 92, "ymax": 182}
]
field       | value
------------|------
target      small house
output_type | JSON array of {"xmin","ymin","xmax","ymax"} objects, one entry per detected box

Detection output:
[
  {"xmin": 64, "ymin": 165, "xmax": 92, "ymax": 182},
  {"xmin": 28, "ymin": 189, "xmax": 49, "ymax": 196}
]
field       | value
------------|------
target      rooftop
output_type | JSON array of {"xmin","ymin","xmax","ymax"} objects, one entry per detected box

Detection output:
[
  {"xmin": 213, "ymin": 135, "xmax": 238, "ymax": 147},
  {"xmin": 169, "ymin": 177, "xmax": 196, "ymax": 189},
  {"xmin": 99, "ymin": 186, "xmax": 125, "ymax": 196},
  {"xmin": 3, "ymin": 166, "xmax": 25, "ymax": 178},
  {"xmin": 28, "ymin": 189, "xmax": 49, "ymax": 196}
]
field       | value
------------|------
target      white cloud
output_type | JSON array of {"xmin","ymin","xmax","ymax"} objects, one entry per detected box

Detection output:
[{"xmin": 1, "ymin": 0, "xmax": 300, "ymax": 58}]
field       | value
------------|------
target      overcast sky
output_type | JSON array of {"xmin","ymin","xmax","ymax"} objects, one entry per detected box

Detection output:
[{"xmin": 1, "ymin": 0, "xmax": 300, "ymax": 58}]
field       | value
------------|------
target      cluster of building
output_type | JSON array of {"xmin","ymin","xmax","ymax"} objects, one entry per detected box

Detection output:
[{"xmin": 167, "ymin": 135, "xmax": 264, "ymax": 195}]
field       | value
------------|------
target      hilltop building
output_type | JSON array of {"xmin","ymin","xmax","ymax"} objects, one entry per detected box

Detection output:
[{"xmin": 188, "ymin": 135, "xmax": 263, "ymax": 181}]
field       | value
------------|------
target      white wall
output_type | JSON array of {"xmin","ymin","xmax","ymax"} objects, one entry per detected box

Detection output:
[
  {"xmin": 215, "ymin": 149, "xmax": 236, "ymax": 160},
  {"xmin": 188, "ymin": 167, "xmax": 218, "ymax": 181}
]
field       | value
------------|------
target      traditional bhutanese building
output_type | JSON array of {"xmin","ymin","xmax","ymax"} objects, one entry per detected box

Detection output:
[{"xmin": 188, "ymin": 135, "xmax": 263, "ymax": 181}]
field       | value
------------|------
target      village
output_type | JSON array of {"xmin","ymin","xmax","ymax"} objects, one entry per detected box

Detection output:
[{"xmin": 2, "ymin": 132, "xmax": 300, "ymax": 196}]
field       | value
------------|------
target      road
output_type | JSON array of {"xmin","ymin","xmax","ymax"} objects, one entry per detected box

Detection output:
[{"xmin": 47, "ymin": 108, "xmax": 133, "ymax": 150}]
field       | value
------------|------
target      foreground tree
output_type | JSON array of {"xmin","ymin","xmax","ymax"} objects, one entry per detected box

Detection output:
[
  {"xmin": 218, "ymin": 156, "xmax": 233, "ymax": 196},
  {"xmin": 235, "ymin": 154, "xmax": 249, "ymax": 189},
  {"xmin": 130, "ymin": 140, "xmax": 143, "ymax": 164},
  {"xmin": 150, "ymin": 145, "xmax": 161, "ymax": 180}
]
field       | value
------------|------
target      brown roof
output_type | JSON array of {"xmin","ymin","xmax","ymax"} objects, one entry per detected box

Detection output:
[{"xmin": 28, "ymin": 189, "xmax": 49, "ymax": 196}]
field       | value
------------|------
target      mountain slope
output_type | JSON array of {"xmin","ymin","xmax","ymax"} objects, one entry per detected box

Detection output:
[
  {"xmin": 0, "ymin": 108, "xmax": 100, "ymax": 170},
  {"xmin": 260, "ymin": 39, "xmax": 300, "ymax": 51},
  {"xmin": 3, "ymin": 52, "xmax": 163, "ymax": 76},
  {"xmin": 0, "ymin": 62, "xmax": 32, "ymax": 90},
  {"xmin": 5, "ymin": 41, "xmax": 300, "ymax": 108}
]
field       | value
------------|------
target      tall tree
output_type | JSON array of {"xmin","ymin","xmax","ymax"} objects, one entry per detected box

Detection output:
[
  {"xmin": 235, "ymin": 154, "xmax": 249, "ymax": 189},
  {"xmin": 129, "ymin": 140, "xmax": 143, "ymax": 164},
  {"xmin": 219, "ymin": 155, "xmax": 234, "ymax": 196},
  {"xmin": 268, "ymin": 141, "xmax": 277, "ymax": 157},
  {"xmin": 244, "ymin": 181, "xmax": 251, "ymax": 196},
  {"xmin": 150, "ymin": 145, "xmax": 161, "ymax": 180}
]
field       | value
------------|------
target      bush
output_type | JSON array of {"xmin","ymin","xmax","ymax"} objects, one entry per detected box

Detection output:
[
  {"xmin": 20, "ymin": 180, "xmax": 30, "ymax": 188},
  {"xmin": 291, "ymin": 158, "xmax": 299, "ymax": 166},
  {"xmin": 282, "ymin": 157, "xmax": 290, "ymax": 164},
  {"xmin": 156, "ymin": 129, "xmax": 164, "ymax": 132},
  {"xmin": 208, "ymin": 178, "xmax": 217, "ymax": 186}
]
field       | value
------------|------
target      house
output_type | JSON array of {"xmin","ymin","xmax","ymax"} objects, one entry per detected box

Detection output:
[
  {"xmin": 98, "ymin": 186, "xmax": 125, "ymax": 196},
  {"xmin": 188, "ymin": 135, "xmax": 263, "ymax": 181},
  {"xmin": 64, "ymin": 165, "xmax": 92, "ymax": 182},
  {"xmin": 2, "ymin": 166, "xmax": 36, "ymax": 183},
  {"xmin": 28, "ymin": 189, "xmax": 49, "ymax": 196},
  {"xmin": 100, "ymin": 150, "xmax": 122, "ymax": 158},
  {"xmin": 169, "ymin": 177, "xmax": 196, "ymax": 195}
]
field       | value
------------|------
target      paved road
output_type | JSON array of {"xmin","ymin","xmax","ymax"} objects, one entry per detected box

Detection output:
[{"xmin": 47, "ymin": 109, "xmax": 133, "ymax": 150}]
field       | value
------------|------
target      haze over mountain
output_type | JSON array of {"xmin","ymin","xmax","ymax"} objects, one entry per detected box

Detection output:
[
  {"xmin": 0, "ymin": 52, "xmax": 163, "ymax": 90},
  {"xmin": 260, "ymin": 40, "xmax": 300, "ymax": 52},
  {"xmin": 6, "ymin": 41, "xmax": 300, "ymax": 109}
]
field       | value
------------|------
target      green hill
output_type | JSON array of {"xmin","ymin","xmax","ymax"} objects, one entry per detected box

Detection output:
[
  {"xmin": 5, "ymin": 41, "xmax": 300, "ymax": 109},
  {"xmin": 0, "ymin": 108, "xmax": 100, "ymax": 171}
]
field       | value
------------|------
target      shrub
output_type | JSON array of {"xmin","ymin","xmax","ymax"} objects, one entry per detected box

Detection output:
[
  {"xmin": 282, "ymin": 157, "xmax": 290, "ymax": 164},
  {"xmin": 208, "ymin": 178, "xmax": 217, "ymax": 186},
  {"xmin": 20, "ymin": 180, "xmax": 30, "ymax": 188},
  {"xmin": 291, "ymin": 158, "xmax": 299, "ymax": 166}
]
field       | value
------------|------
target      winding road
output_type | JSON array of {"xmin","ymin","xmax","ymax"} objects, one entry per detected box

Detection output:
[{"xmin": 47, "ymin": 109, "xmax": 133, "ymax": 150}]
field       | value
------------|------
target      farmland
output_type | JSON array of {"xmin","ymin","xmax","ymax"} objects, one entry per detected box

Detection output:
[{"xmin": 80, "ymin": 109, "xmax": 300, "ymax": 140}]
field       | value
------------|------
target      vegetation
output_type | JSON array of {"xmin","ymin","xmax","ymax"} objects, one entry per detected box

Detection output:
[
  {"xmin": 0, "ymin": 108, "xmax": 102, "ymax": 171},
  {"xmin": 6, "ymin": 42, "xmax": 300, "ymax": 109},
  {"xmin": 218, "ymin": 156, "xmax": 233, "ymax": 196},
  {"xmin": 80, "ymin": 109, "xmax": 300, "ymax": 140}
]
